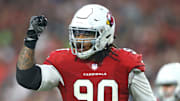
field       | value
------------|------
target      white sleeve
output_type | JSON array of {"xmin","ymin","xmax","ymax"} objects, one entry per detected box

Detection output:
[
  {"xmin": 36, "ymin": 64, "xmax": 64, "ymax": 91},
  {"xmin": 128, "ymin": 69, "xmax": 156, "ymax": 101}
]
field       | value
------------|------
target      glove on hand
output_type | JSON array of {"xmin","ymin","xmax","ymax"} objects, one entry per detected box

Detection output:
[{"xmin": 25, "ymin": 15, "xmax": 47, "ymax": 49}]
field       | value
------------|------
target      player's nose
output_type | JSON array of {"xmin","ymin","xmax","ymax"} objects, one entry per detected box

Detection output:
[{"xmin": 76, "ymin": 34, "xmax": 85, "ymax": 42}]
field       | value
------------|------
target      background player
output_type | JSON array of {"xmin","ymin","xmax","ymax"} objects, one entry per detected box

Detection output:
[
  {"xmin": 155, "ymin": 63, "xmax": 180, "ymax": 101},
  {"xmin": 16, "ymin": 4, "xmax": 156, "ymax": 101}
]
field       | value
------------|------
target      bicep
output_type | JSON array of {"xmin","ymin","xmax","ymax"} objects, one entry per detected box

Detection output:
[
  {"xmin": 16, "ymin": 65, "xmax": 42, "ymax": 90},
  {"xmin": 16, "ymin": 64, "xmax": 63, "ymax": 91},
  {"xmin": 128, "ymin": 69, "xmax": 156, "ymax": 101}
]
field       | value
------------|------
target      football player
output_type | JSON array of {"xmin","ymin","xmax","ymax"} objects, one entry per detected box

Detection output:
[
  {"xmin": 155, "ymin": 63, "xmax": 180, "ymax": 101},
  {"xmin": 16, "ymin": 4, "xmax": 156, "ymax": 101}
]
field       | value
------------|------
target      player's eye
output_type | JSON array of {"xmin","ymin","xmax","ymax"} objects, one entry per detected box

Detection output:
[{"xmin": 73, "ymin": 30, "xmax": 96, "ymax": 38}]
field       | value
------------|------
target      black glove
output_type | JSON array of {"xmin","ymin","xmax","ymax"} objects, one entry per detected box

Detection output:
[{"xmin": 24, "ymin": 15, "xmax": 47, "ymax": 49}]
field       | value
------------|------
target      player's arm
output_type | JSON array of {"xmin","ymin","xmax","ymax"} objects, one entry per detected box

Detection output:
[
  {"xmin": 128, "ymin": 69, "xmax": 156, "ymax": 101},
  {"xmin": 17, "ymin": 15, "xmax": 47, "ymax": 70},
  {"xmin": 16, "ymin": 16, "xmax": 53, "ymax": 90},
  {"xmin": 16, "ymin": 45, "xmax": 42, "ymax": 90},
  {"xmin": 16, "ymin": 16, "xmax": 63, "ymax": 91}
]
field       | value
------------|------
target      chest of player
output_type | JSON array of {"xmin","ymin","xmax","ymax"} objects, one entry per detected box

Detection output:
[
  {"xmin": 57, "ymin": 56, "xmax": 129, "ymax": 81},
  {"xmin": 56, "ymin": 56, "xmax": 129, "ymax": 101}
]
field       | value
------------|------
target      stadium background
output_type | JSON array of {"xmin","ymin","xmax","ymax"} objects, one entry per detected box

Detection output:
[{"xmin": 0, "ymin": 0, "xmax": 179, "ymax": 100}]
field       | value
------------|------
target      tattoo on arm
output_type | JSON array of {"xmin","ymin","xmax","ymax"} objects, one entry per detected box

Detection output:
[{"xmin": 17, "ymin": 46, "xmax": 35, "ymax": 70}]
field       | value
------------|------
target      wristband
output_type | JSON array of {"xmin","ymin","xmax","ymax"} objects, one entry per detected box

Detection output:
[
  {"xmin": 24, "ymin": 39, "xmax": 37, "ymax": 49},
  {"xmin": 24, "ymin": 30, "xmax": 38, "ymax": 49}
]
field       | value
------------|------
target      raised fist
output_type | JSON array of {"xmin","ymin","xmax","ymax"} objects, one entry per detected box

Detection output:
[
  {"xmin": 24, "ymin": 15, "xmax": 48, "ymax": 49},
  {"xmin": 29, "ymin": 15, "xmax": 47, "ymax": 33},
  {"xmin": 26, "ymin": 15, "xmax": 48, "ymax": 40}
]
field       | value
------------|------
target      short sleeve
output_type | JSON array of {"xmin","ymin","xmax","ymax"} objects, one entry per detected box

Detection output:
[
  {"xmin": 129, "ymin": 54, "xmax": 145, "ymax": 72},
  {"xmin": 37, "ymin": 64, "xmax": 64, "ymax": 91},
  {"xmin": 121, "ymin": 48, "xmax": 145, "ymax": 73}
]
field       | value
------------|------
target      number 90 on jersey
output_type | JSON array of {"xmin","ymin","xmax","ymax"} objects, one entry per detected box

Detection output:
[{"xmin": 74, "ymin": 79, "xmax": 118, "ymax": 101}]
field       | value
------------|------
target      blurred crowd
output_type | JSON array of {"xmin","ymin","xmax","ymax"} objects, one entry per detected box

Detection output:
[{"xmin": 0, "ymin": 0, "xmax": 179, "ymax": 101}]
